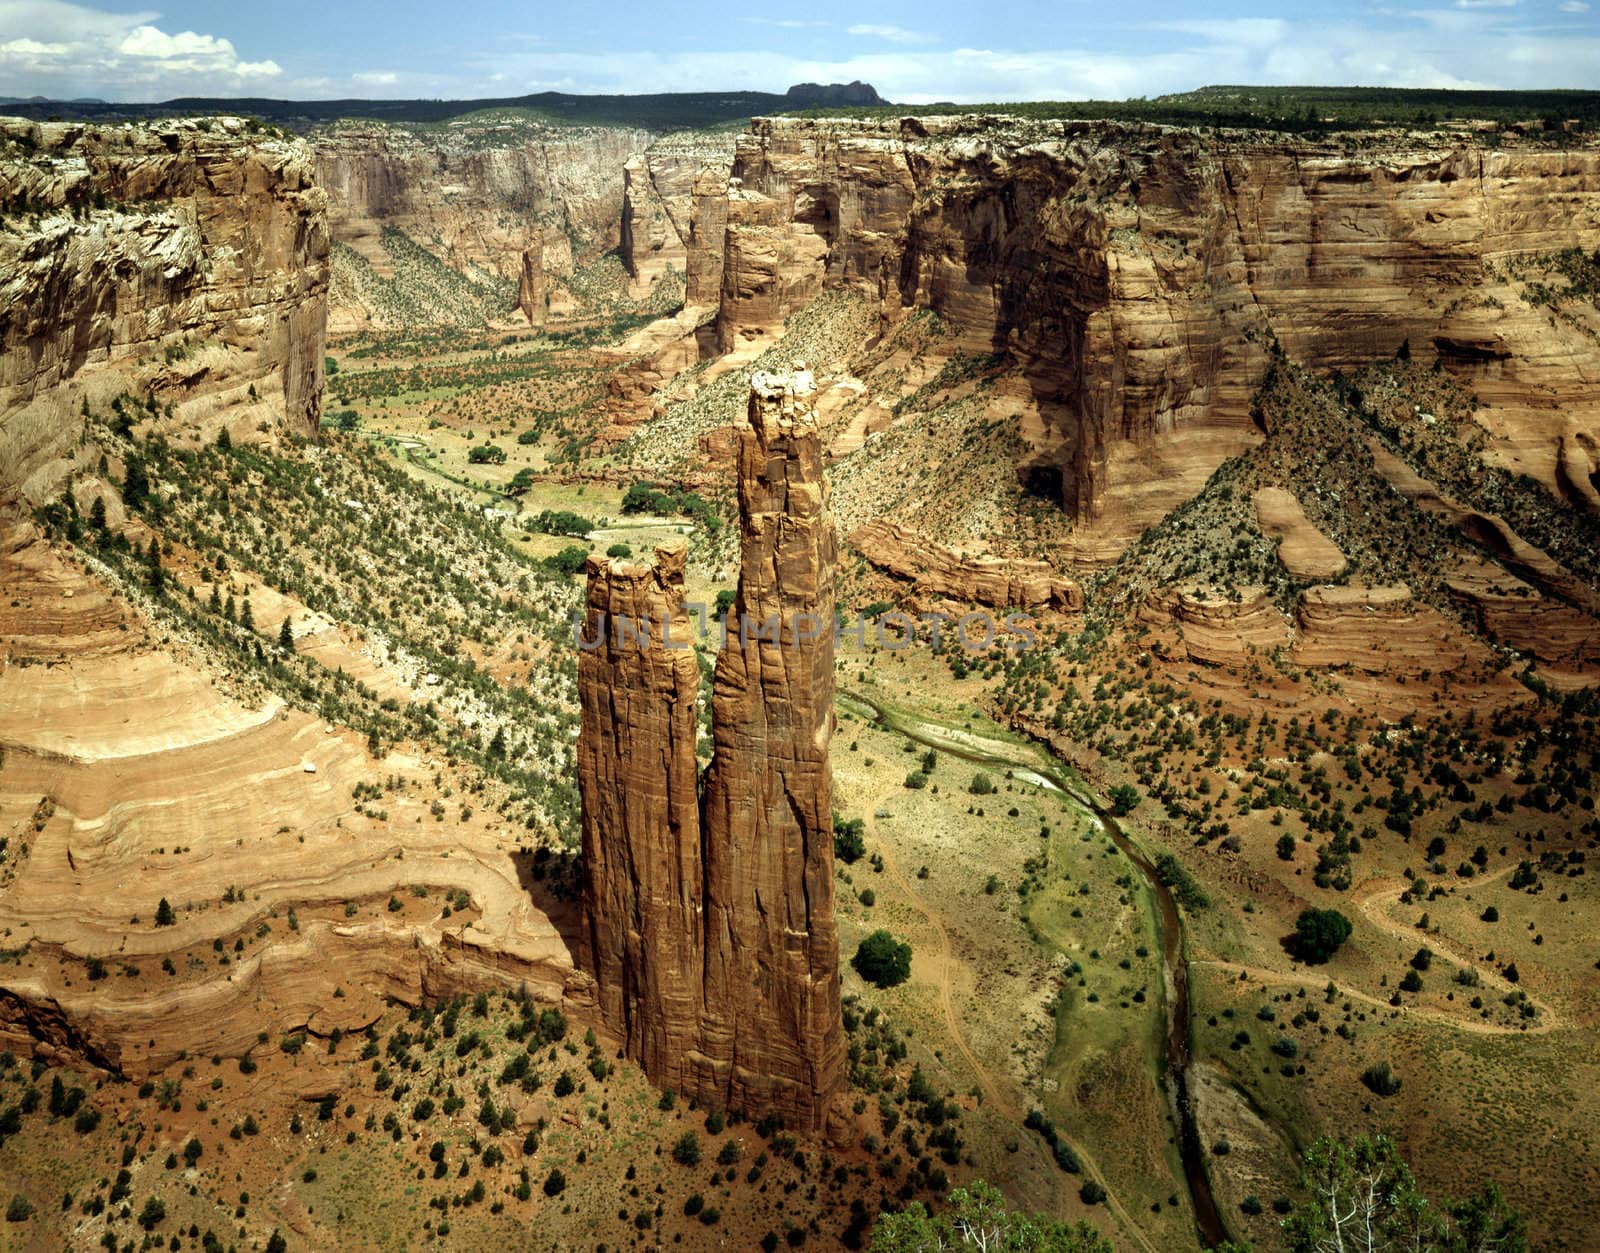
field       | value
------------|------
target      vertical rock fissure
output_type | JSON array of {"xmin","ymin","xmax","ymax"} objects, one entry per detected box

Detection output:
[{"xmin": 578, "ymin": 369, "xmax": 844, "ymax": 1132}]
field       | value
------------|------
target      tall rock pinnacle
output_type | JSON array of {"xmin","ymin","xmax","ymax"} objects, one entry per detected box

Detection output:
[
  {"xmin": 577, "ymin": 370, "xmax": 844, "ymax": 1131},
  {"xmin": 576, "ymin": 543, "xmax": 705, "ymax": 1089},
  {"xmin": 698, "ymin": 368, "xmax": 845, "ymax": 1129}
]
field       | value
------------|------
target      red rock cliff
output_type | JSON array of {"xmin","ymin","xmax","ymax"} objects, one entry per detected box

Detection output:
[
  {"xmin": 713, "ymin": 116, "xmax": 1600, "ymax": 553},
  {"xmin": 0, "ymin": 115, "xmax": 328, "ymax": 506}
]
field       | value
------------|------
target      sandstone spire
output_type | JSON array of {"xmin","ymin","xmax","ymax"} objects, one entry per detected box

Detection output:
[
  {"xmin": 577, "ymin": 371, "xmax": 844, "ymax": 1131},
  {"xmin": 516, "ymin": 244, "xmax": 545, "ymax": 326},
  {"xmin": 696, "ymin": 368, "xmax": 844, "ymax": 1129},
  {"xmin": 576, "ymin": 542, "xmax": 705, "ymax": 1088}
]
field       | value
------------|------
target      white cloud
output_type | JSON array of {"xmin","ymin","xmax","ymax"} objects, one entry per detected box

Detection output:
[
  {"xmin": 847, "ymin": 24, "xmax": 937, "ymax": 45},
  {"xmin": 0, "ymin": 0, "xmax": 284, "ymax": 98},
  {"xmin": 743, "ymin": 17, "xmax": 827, "ymax": 29},
  {"xmin": 1149, "ymin": 19, "xmax": 1290, "ymax": 48},
  {"xmin": 1559, "ymin": 1, "xmax": 1589, "ymax": 11},
  {"xmin": 352, "ymin": 70, "xmax": 399, "ymax": 86},
  {"xmin": 1454, "ymin": 0, "xmax": 1517, "ymax": 7}
]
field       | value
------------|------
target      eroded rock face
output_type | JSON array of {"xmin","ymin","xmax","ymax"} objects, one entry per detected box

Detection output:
[
  {"xmin": 1138, "ymin": 586, "xmax": 1292, "ymax": 667},
  {"xmin": 851, "ymin": 518, "xmax": 1082, "ymax": 611},
  {"xmin": 311, "ymin": 121, "xmax": 648, "ymax": 328},
  {"xmin": 579, "ymin": 373, "xmax": 844, "ymax": 1130},
  {"xmin": 1292, "ymin": 583, "xmax": 1472, "ymax": 674},
  {"xmin": 0, "ymin": 116, "xmax": 329, "ymax": 505},
  {"xmin": 713, "ymin": 116, "xmax": 1600, "ymax": 548},
  {"xmin": 617, "ymin": 133, "xmax": 735, "ymax": 306},
  {"xmin": 620, "ymin": 155, "xmax": 686, "ymax": 295}
]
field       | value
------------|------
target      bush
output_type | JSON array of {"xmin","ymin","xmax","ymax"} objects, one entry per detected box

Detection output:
[
  {"xmin": 467, "ymin": 444, "xmax": 506, "ymax": 465},
  {"xmin": 1361, "ymin": 1061, "xmax": 1403, "ymax": 1097},
  {"xmin": 833, "ymin": 816, "xmax": 866, "ymax": 864},
  {"xmin": 1078, "ymin": 1180, "xmax": 1106, "ymax": 1205},
  {"xmin": 672, "ymin": 1132, "xmax": 702, "ymax": 1166},
  {"xmin": 5, "ymin": 1194, "xmax": 32, "ymax": 1222},
  {"xmin": 903, "ymin": 771, "xmax": 928, "ymax": 790},
  {"xmin": 606, "ymin": 542, "xmax": 632, "ymax": 559},
  {"xmin": 1292, "ymin": 908, "xmax": 1352, "ymax": 964},
  {"xmin": 542, "ymin": 546, "xmax": 589, "ymax": 577},
  {"xmin": 138, "ymin": 1196, "xmax": 166, "ymax": 1229},
  {"xmin": 1481, "ymin": 905, "xmax": 1500, "ymax": 922},
  {"xmin": 531, "ymin": 510, "xmax": 594, "ymax": 537},
  {"xmin": 543, "ymin": 1169, "xmax": 565, "ymax": 1196},
  {"xmin": 1277, "ymin": 833, "xmax": 1297, "ymax": 861},
  {"xmin": 852, "ymin": 931, "xmax": 912, "ymax": 988},
  {"xmin": 969, "ymin": 772, "xmax": 995, "ymax": 795},
  {"xmin": 1108, "ymin": 784, "xmax": 1140, "ymax": 816}
]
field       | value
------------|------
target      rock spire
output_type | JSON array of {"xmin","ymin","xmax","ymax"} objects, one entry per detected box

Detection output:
[{"xmin": 577, "ymin": 370, "xmax": 844, "ymax": 1130}]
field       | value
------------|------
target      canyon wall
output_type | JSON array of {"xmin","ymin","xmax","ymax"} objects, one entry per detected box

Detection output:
[
  {"xmin": 0, "ymin": 116, "xmax": 328, "ymax": 506},
  {"xmin": 311, "ymin": 119, "xmax": 649, "ymax": 328},
  {"xmin": 619, "ymin": 132, "xmax": 736, "ymax": 304},
  {"xmin": 712, "ymin": 116, "xmax": 1600, "ymax": 553},
  {"xmin": 579, "ymin": 372, "xmax": 844, "ymax": 1131}
]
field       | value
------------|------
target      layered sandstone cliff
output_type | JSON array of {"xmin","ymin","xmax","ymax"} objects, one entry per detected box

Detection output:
[
  {"xmin": 0, "ymin": 116, "xmax": 328, "ymax": 506},
  {"xmin": 618, "ymin": 132, "xmax": 735, "ymax": 304},
  {"xmin": 851, "ymin": 518, "xmax": 1082, "ymax": 611},
  {"xmin": 311, "ymin": 119, "xmax": 648, "ymax": 328},
  {"xmin": 579, "ymin": 372, "xmax": 844, "ymax": 1130},
  {"xmin": 712, "ymin": 116, "xmax": 1600, "ymax": 553}
]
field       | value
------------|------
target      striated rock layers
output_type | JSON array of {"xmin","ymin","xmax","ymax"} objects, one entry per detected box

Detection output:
[
  {"xmin": 0, "ymin": 116, "xmax": 328, "ymax": 506},
  {"xmin": 578, "ymin": 371, "xmax": 844, "ymax": 1131},
  {"xmin": 618, "ymin": 132, "xmax": 736, "ymax": 304},
  {"xmin": 713, "ymin": 116, "xmax": 1600, "ymax": 552},
  {"xmin": 851, "ymin": 518, "xmax": 1082, "ymax": 611},
  {"xmin": 311, "ymin": 120, "xmax": 648, "ymax": 328}
]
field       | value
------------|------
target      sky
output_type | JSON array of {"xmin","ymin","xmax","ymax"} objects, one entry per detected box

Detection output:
[{"xmin": 1, "ymin": 0, "xmax": 1598, "ymax": 103}]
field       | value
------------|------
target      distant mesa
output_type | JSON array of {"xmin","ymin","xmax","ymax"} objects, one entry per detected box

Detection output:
[{"xmin": 785, "ymin": 81, "xmax": 887, "ymax": 107}]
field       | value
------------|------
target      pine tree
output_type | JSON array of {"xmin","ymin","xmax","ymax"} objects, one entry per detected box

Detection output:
[
  {"xmin": 121, "ymin": 457, "xmax": 149, "ymax": 510},
  {"xmin": 208, "ymin": 583, "xmax": 222, "ymax": 614},
  {"xmin": 241, "ymin": 598, "xmax": 253, "ymax": 630},
  {"xmin": 155, "ymin": 898, "xmax": 175, "ymax": 927},
  {"xmin": 278, "ymin": 616, "xmax": 294, "ymax": 653},
  {"xmin": 89, "ymin": 495, "xmax": 107, "ymax": 534},
  {"xmin": 145, "ymin": 541, "xmax": 164, "ymax": 595}
]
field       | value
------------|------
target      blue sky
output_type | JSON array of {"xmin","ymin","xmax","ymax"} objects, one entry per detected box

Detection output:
[{"xmin": 1, "ymin": 0, "xmax": 1598, "ymax": 102}]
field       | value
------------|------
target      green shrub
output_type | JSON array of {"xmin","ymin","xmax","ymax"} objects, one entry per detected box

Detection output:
[
  {"xmin": 833, "ymin": 815, "xmax": 866, "ymax": 864},
  {"xmin": 1361, "ymin": 1061, "xmax": 1402, "ymax": 1097},
  {"xmin": 852, "ymin": 931, "xmax": 912, "ymax": 988},
  {"xmin": 1292, "ymin": 908, "xmax": 1352, "ymax": 964}
]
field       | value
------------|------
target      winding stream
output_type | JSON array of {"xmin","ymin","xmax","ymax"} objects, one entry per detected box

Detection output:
[{"xmin": 839, "ymin": 689, "xmax": 1230, "ymax": 1249}]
